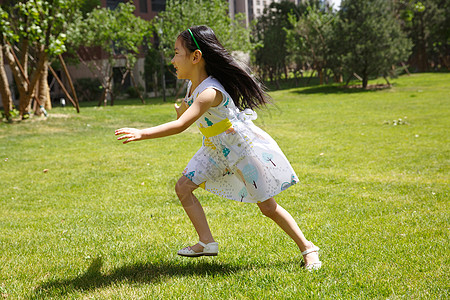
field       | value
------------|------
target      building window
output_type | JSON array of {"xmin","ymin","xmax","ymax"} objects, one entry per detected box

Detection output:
[
  {"xmin": 106, "ymin": 0, "xmax": 125, "ymax": 10},
  {"xmin": 256, "ymin": 0, "xmax": 260, "ymax": 5},
  {"xmin": 152, "ymin": 0, "xmax": 166, "ymax": 12},
  {"xmin": 140, "ymin": 0, "xmax": 148, "ymax": 13}
]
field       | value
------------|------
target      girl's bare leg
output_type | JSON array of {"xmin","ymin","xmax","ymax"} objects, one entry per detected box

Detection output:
[
  {"xmin": 175, "ymin": 176, "xmax": 215, "ymax": 252},
  {"xmin": 257, "ymin": 197, "xmax": 320, "ymax": 265}
]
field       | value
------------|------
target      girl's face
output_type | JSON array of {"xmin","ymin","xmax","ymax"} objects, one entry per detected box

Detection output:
[{"xmin": 171, "ymin": 37, "xmax": 193, "ymax": 80}]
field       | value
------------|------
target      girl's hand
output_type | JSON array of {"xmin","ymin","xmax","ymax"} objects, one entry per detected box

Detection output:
[
  {"xmin": 174, "ymin": 101, "xmax": 187, "ymax": 119},
  {"xmin": 174, "ymin": 103, "xmax": 182, "ymax": 119},
  {"xmin": 115, "ymin": 128, "xmax": 143, "ymax": 144}
]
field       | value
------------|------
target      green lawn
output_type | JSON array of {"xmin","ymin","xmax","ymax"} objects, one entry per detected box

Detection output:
[{"xmin": 1, "ymin": 73, "xmax": 448, "ymax": 299}]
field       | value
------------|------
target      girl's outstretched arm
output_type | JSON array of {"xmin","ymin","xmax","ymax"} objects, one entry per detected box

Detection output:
[{"xmin": 115, "ymin": 88, "xmax": 222, "ymax": 144}]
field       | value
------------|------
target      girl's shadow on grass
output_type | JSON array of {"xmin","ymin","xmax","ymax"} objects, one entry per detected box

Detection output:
[{"xmin": 33, "ymin": 256, "xmax": 254, "ymax": 297}]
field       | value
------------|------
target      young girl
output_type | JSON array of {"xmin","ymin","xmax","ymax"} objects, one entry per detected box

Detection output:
[{"xmin": 115, "ymin": 25, "xmax": 321, "ymax": 270}]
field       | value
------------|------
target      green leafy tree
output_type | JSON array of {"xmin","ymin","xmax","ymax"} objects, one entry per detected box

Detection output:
[
  {"xmin": 396, "ymin": 0, "xmax": 449, "ymax": 71},
  {"xmin": 286, "ymin": 3, "xmax": 335, "ymax": 85},
  {"xmin": 155, "ymin": 0, "xmax": 251, "ymax": 64},
  {"xmin": 253, "ymin": 1, "xmax": 298, "ymax": 87},
  {"xmin": 335, "ymin": 0, "xmax": 412, "ymax": 88},
  {"xmin": 68, "ymin": 2, "xmax": 152, "ymax": 105},
  {"xmin": 144, "ymin": 47, "xmax": 163, "ymax": 97},
  {"xmin": 1, "ymin": 0, "xmax": 77, "ymax": 118}
]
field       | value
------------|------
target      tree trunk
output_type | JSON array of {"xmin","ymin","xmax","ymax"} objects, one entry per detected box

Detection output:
[
  {"xmin": 333, "ymin": 68, "xmax": 343, "ymax": 83},
  {"xmin": 383, "ymin": 76, "xmax": 391, "ymax": 87},
  {"xmin": 19, "ymin": 49, "xmax": 48, "ymax": 117},
  {"xmin": 18, "ymin": 92, "xmax": 32, "ymax": 118},
  {"xmin": 108, "ymin": 72, "xmax": 113, "ymax": 106},
  {"xmin": 99, "ymin": 71, "xmax": 113, "ymax": 107},
  {"xmin": 35, "ymin": 60, "xmax": 50, "ymax": 116},
  {"xmin": 6, "ymin": 41, "xmax": 48, "ymax": 118},
  {"xmin": 4, "ymin": 43, "xmax": 28, "ymax": 114},
  {"xmin": 19, "ymin": 39, "xmax": 29, "ymax": 78},
  {"xmin": 99, "ymin": 89, "xmax": 106, "ymax": 107},
  {"xmin": 0, "ymin": 44, "xmax": 13, "ymax": 121},
  {"xmin": 46, "ymin": 81, "xmax": 52, "ymax": 110},
  {"xmin": 284, "ymin": 64, "xmax": 288, "ymax": 82},
  {"xmin": 318, "ymin": 68, "xmax": 324, "ymax": 85},
  {"xmin": 362, "ymin": 75, "xmax": 369, "ymax": 89},
  {"xmin": 416, "ymin": 13, "xmax": 429, "ymax": 72},
  {"xmin": 153, "ymin": 71, "xmax": 158, "ymax": 97},
  {"xmin": 11, "ymin": 40, "xmax": 31, "ymax": 118}
]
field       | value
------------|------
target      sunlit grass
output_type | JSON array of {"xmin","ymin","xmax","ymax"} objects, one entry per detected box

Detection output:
[{"xmin": 0, "ymin": 73, "xmax": 448, "ymax": 299}]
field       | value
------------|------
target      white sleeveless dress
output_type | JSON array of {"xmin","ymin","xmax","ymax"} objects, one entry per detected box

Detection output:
[{"xmin": 182, "ymin": 76, "xmax": 298, "ymax": 203}]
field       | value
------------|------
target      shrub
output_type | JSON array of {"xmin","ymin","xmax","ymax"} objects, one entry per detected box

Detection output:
[{"xmin": 74, "ymin": 78, "xmax": 103, "ymax": 102}]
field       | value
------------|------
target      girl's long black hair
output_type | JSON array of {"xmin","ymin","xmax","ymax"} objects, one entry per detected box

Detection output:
[{"xmin": 179, "ymin": 25, "xmax": 271, "ymax": 110}]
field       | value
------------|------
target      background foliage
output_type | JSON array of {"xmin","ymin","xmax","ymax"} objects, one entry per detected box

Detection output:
[
  {"xmin": 334, "ymin": 0, "xmax": 412, "ymax": 87},
  {"xmin": 1, "ymin": 0, "xmax": 448, "ymax": 118},
  {"xmin": 155, "ymin": 0, "xmax": 251, "ymax": 59}
]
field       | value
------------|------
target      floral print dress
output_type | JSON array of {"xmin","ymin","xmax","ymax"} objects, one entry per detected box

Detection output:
[{"xmin": 182, "ymin": 76, "xmax": 299, "ymax": 203}]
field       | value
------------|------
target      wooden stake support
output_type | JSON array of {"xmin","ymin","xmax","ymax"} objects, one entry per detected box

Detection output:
[
  {"xmin": 58, "ymin": 54, "xmax": 80, "ymax": 108},
  {"xmin": 48, "ymin": 65, "xmax": 80, "ymax": 113}
]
